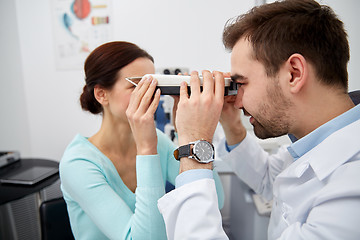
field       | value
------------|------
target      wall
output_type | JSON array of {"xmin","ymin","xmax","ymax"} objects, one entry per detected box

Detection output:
[
  {"xmin": 0, "ymin": 0, "xmax": 31, "ymax": 156},
  {"xmin": 1, "ymin": 0, "xmax": 254, "ymax": 160},
  {"xmin": 1, "ymin": 0, "xmax": 359, "ymax": 160},
  {"xmin": 321, "ymin": 0, "xmax": 360, "ymax": 91}
]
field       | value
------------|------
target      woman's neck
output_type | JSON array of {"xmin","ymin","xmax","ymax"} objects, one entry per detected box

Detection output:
[
  {"xmin": 89, "ymin": 119, "xmax": 136, "ymax": 158},
  {"xmin": 89, "ymin": 117, "xmax": 138, "ymax": 193}
]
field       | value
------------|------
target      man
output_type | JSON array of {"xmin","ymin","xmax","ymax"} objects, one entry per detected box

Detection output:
[{"xmin": 157, "ymin": 0, "xmax": 360, "ymax": 239}]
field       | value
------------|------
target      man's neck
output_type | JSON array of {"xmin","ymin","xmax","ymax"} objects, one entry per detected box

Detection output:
[{"xmin": 292, "ymin": 87, "xmax": 354, "ymax": 139}]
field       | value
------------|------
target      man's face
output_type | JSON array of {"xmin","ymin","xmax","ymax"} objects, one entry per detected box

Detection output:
[{"xmin": 230, "ymin": 38, "xmax": 293, "ymax": 139}]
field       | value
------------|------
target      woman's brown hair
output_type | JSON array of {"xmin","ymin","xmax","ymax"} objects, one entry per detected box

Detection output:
[{"xmin": 80, "ymin": 41, "xmax": 154, "ymax": 114}]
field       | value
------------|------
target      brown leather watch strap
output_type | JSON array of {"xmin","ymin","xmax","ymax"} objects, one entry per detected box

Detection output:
[{"xmin": 173, "ymin": 144, "xmax": 191, "ymax": 160}]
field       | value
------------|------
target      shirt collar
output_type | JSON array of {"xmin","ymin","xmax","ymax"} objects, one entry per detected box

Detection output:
[{"xmin": 287, "ymin": 104, "xmax": 360, "ymax": 161}]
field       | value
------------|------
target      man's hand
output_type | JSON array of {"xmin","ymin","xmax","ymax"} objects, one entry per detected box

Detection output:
[
  {"xmin": 220, "ymin": 95, "xmax": 247, "ymax": 145},
  {"xmin": 175, "ymin": 70, "xmax": 224, "ymax": 172}
]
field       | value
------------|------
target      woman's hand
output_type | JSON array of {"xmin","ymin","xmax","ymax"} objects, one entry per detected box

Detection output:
[{"xmin": 126, "ymin": 75, "xmax": 161, "ymax": 155}]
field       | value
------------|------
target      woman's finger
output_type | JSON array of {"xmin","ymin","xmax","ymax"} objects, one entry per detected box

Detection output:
[
  {"xmin": 127, "ymin": 76, "xmax": 149, "ymax": 114},
  {"xmin": 137, "ymin": 76, "xmax": 158, "ymax": 113},
  {"xmin": 146, "ymin": 88, "xmax": 161, "ymax": 115}
]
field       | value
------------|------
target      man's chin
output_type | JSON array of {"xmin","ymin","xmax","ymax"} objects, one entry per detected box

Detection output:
[{"xmin": 253, "ymin": 125, "xmax": 278, "ymax": 139}]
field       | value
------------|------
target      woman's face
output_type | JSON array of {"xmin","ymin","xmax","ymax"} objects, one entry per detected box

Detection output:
[{"xmin": 105, "ymin": 57, "xmax": 155, "ymax": 122}]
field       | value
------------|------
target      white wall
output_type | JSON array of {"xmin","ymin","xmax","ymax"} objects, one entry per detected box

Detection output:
[
  {"xmin": 0, "ymin": 0, "xmax": 254, "ymax": 160},
  {"xmin": 0, "ymin": 0, "xmax": 31, "ymax": 156},
  {"xmin": 320, "ymin": 0, "xmax": 360, "ymax": 91},
  {"xmin": 1, "ymin": 0, "xmax": 359, "ymax": 160}
]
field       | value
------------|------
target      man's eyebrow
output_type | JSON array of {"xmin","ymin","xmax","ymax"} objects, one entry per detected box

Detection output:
[{"xmin": 230, "ymin": 74, "xmax": 246, "ymax": 82}]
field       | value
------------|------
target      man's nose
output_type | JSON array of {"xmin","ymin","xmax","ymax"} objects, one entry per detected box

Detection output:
[{"xmin": 234, "ymin": 88, "xmax": 244, "ymax": 109}]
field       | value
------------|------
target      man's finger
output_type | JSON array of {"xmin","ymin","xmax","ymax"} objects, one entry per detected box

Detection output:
[
  {"xmin": 190, "ymin": 71, "xmax": 201, "ymax": 98},
  {"xmin": 202, "ymin": 70, "xmax": 214, "ymax": 95},
  {"xmin": 213, "ymin": 71, "xmax": 225, "ymax": 99},
  {"xmin": 179, "ymin": 81, "xmax": 189, "ymax": 100}
]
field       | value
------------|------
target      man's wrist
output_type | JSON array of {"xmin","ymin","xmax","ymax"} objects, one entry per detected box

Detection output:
[
  {"xmin": 179, "ymin": 157, "xmax": 213, "ymax": 174},
  {"xmin": 223, "ymin": 126, "xmax": 246, "ymax": 146},
  {"xmin": 177, "ymin": 130, "xmax": 213, "ymax": 146},
  {"xmin": 175, "ymin": 169, "xmax": 214, "ymax": 188}
]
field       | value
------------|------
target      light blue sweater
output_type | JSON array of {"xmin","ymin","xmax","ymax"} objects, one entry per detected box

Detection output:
[{"xmin": 60, "ymin": 129, "xmax": 224, "ymax": 240}]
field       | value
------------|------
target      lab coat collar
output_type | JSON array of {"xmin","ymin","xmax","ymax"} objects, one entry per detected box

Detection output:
[
  {"xmin": 279, "ymin": 119, "xmax": 360, "ymax": 181},
  {"xmin": 287, "ymin": 104, "xmax": 360, "ymax": 161},
  {"xmin": 307, "ymin": 119, "xmax": 360, "ymax": 180}
]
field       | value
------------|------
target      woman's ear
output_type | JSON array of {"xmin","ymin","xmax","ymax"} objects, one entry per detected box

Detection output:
[
  {"xmin": 287, "ymin": 53, "xmax": 308, "ymax": 94},
  {"xmin": 94, "ymin": 85, "xmax": 108, "ymax": 105}
]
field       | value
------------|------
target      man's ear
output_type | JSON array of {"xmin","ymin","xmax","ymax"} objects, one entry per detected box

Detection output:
[
  {"xmin": 94, "ymin": 85, "xmax": 108, "ymax": 105},
  {"xmin": 286, "ymin": 53, "xmax": 308, "ymax": 94}
]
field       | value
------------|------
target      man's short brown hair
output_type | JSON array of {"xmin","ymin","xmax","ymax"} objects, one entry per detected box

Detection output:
[{"xmin": 223, "ymin": 0, "xmax": 349, "ymax": 90}]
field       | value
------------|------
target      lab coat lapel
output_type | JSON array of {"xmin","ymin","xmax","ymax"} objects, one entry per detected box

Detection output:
[
  {"xmin": 308, "ymin": 119, "xmax": 360, "ymax": 180},
  {"xmin": 275, "ymin": 118, "xmax": 360, "ymax": 181}
]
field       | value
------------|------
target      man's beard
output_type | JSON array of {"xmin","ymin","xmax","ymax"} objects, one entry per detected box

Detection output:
[
  {"xmin": 251, "ymin": 113, "xmax": 289, "ymax": 139},
  {"xmin": 246, "ymin": 78, "xmax": 293, "ymax": 139}
]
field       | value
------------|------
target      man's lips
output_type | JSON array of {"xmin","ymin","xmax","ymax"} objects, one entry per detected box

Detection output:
[
  {"xmin": 249, "ymin": 116, "xmax": 255, "ymax": 124},
  {"xmin": 242, "ymin": 109, "xmax": 255, "ymax": 124},
  {"xmin": 242, "ymin": 109, "xmax": 251, "ymax": 117}
]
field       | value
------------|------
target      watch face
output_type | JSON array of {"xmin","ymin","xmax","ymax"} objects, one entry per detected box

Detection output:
[{"xmin": 193, "ymin": 141, "xmax": 214, "ymax": 162}]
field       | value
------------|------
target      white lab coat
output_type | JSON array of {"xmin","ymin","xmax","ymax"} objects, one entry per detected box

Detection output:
[{"xmin": 158, "ymin": 119, "xmax": 360, "ymax": 240}]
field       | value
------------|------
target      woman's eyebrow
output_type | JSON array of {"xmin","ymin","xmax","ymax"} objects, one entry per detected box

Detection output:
[{"xmin": 125, "ymin": 77, "xmax": 142, "ymax": 86}]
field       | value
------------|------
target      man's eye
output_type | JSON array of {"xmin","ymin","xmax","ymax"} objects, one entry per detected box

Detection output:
[{"xmin": 236, "ymin": 83, "xmax": 244, "ymax": 87}]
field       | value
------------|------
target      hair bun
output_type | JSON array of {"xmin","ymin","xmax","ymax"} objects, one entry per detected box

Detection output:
[{"xmin": 80, "ymin": 84, "xmax": 102, "ymax": 114}]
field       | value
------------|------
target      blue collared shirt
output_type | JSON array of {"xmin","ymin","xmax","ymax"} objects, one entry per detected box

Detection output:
[
  {"xmin": 176, "ymin": 104, "xmax": 360, "ymax": 188},
  {"xmin": 175, "ymin": 169, "xmax": 214, "ymax": 188},
  {"xmin": 287, "ymin": 104, "xmax": 360, "ymax": 161}
]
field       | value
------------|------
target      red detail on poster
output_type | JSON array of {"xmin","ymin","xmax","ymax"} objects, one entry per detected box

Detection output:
[{"xmin": 73, "ymin": 0, "xmax": 91, "ymax": 19}]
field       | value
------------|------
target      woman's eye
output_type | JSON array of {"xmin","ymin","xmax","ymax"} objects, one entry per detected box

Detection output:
[{"xmin": 236, "ymin": 83, "xmax": 244, "ymax": 88}]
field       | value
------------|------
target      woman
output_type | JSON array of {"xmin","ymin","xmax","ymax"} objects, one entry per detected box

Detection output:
[{"xmin": 60, "ymin": 41, "xmax": 224, "ymax": 240}]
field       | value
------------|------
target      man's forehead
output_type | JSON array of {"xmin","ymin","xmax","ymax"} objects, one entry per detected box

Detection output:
[
  {"xmin": 231, "ymin": 37, "xmax": 256, "ymax": 62},
  {"xmin": 230, "ymin": 40, "xmax": 248, "ymax": 75},
  {"xmin": 232, "ymin": 38, "xmax": 252, "ymax": 58}
]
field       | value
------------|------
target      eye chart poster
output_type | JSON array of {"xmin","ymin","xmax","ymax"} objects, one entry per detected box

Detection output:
[{"xmin": 52, "ymin": 0, "xmax": 113, "ymax": 70}]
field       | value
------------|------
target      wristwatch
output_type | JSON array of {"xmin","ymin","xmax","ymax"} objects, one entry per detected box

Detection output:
[{"xmin": 173, "ymin": 140, "xmax": 215, "ymax": 163}]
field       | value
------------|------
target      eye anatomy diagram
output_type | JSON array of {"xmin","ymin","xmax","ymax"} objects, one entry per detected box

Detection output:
[{"xmin": 53, "ymin": 0, "xmax": 112, "ymax": 69}]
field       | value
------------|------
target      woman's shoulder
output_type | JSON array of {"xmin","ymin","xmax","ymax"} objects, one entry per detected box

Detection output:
[
  {"xmin": 61, "ymin": 134, "xmax": 105, "ymax": 168},
  {"xmin": 63, "ymin": 134, "xmax": 93, "ymax": 157},
  {"xmin": 156, "ymin": 129, "xmax": 176, "ymax": 147}
]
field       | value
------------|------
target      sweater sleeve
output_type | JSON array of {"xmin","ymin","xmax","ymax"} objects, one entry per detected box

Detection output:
[
  {"xmin": 60, "ymin": 154, "xmax": 167, "ymax": 240},
  {"xmin": 133, "ymin": 155, "xmax": 167, "ymax": 240}
]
